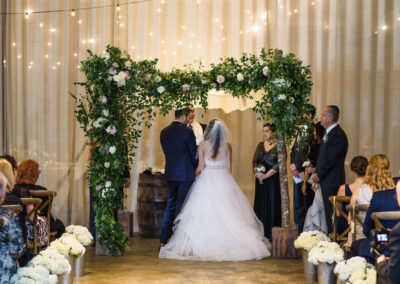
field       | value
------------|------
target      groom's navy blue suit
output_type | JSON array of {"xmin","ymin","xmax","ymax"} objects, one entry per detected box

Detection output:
[{"xmin": 160, "ymin": 121, "xmax": 197, "ymax": 244}]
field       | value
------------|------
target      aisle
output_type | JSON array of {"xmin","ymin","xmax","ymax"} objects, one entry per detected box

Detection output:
[{"xmin": 75, "ymin": 237, "xmax": 305, "ymax": 284}]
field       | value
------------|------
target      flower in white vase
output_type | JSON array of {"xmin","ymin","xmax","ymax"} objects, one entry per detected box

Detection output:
[
  {"xmin": 65, "ymin": 225, "xmax": 93, "ymax": 246},
  {"xmin": 30, "ymin": 248, "xmax": 71, "ymax": 275},
  {"xmin": 10, "ymin": 265, "xmax": 58, "ymax": 284},
  {"xmin": 58, "ymin": 234, "xmax": 86, "ymax": 257},
  {"xmin": 308, "ymin": 241, "xmax": 344, "ymax": 265}
]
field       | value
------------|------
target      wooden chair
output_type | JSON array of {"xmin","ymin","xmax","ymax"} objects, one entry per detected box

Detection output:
[
  {"xmin": 20, "ymin": 197, "xmax": 43, "ymax": 255},
  {"xmin": 29, "ymin": 190, "xmax": 57, "ymax": 242},
  {"xmin": 329, "ymin": 196, "xmax": 351, "ymax": 243},
  {"xmin": 1, "ymin": 204, "xmax": 23, "ymax": 214},
  {"xmin": 371, "ymin": 211, "xmax": 400, "ymax": 230},
  {"xmin": 346, "ymin": 203, "xmax": 369, "ymax": 244}
]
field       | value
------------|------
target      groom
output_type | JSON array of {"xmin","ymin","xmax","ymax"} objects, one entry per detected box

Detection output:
[{"xmin": 159, "ymin": 109, "xmax": 197, "ymax": 247}]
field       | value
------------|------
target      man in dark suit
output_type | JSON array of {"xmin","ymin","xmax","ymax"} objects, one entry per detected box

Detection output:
[
  {"xmin": 290, "ymin": 105, "xmax": 315, "ymax": 234},
  {"xmin": 159, "ymin": 109, "xmax": 197, "ymax": 247},
  {"xmin": 313, "ymin": 105, "xmax": 348, "ymax": 233}
]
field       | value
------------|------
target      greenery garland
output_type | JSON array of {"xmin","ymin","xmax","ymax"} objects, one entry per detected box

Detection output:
[{"xmin": 72, "ymin": 46, "xmax": 313, "ymax": 255}]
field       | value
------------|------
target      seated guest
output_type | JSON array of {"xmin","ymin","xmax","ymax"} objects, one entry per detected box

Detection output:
[
  {"xmin": 350, "ymin": 155, "xmax": 398, "ymax": 263},
  {"xmin": 0, "ymin": 172, "xmax": 26, "ymax": 284},
  {"xmin": 348, "ymin": 154, "xmax": 395, "ymax": 240},
  {"xmin": 336, "ymin": 156, "xmax": 368, "ymax": 235},
  {"xmin": 13, "ymin": 160, "xmax": 65, "ymax": 243},
  {"xmin": 376, "ymin": 179, "xmax": 400, "ymax": 284}
]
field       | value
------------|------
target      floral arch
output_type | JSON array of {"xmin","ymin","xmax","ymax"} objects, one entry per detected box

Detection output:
[{"xmin": 72, "ymin": 46, "xmax": 313, "ymax": 255}]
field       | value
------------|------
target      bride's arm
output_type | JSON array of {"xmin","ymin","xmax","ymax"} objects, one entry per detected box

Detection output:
[
  {"xmin": 195, "ymin": 142, "xmax": 205, "ymax": 176},
  {"xmin": 228, "ymin": 143, "xmax": 232, "ymax": 173}
]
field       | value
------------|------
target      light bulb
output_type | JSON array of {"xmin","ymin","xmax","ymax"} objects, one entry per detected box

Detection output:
[
  {"xmin": 116, "ymin": 4, "xmax": 120, "ymax": 11},
  {"xmin": 71, "ymin": 9, "xmax": 75, "ymax": 16}
]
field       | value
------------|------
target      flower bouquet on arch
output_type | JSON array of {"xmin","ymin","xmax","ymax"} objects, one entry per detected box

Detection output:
[{"xmin": 253, "ymin": 165, "xmax": 266, "ymax": 184}]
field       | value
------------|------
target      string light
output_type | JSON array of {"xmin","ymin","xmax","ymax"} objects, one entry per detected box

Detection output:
[
  {"xmin": 25, "ymin": 9, "xmax": 32, "ymax": 19},
  {"xmin": 252, "ymin": 25, "xmax": 260, "ymax": 32},
  {"xmin": 294, "ymin": 9, "xmax": 298, "ymax": 13},
  {"xmin": 74, "ymin": 53, "xmax": 77, "ymax": 57},
  {"xmin": 260, "ymin": 12, "xmax": 267, "ymax": 20},
  {"xmin": 39, "ymin": 23, "xmax": 43, "ymax": 27},
  {"xmin": 48, "ymin": 42, "xmax": 52, "ymax": 46},
  {"xmin": 78, "ymin": 20, "xmax": 82, "ymax": 24},
  {"xmin": 116, "ymin": 4, "xmax": 120, "ymax": 11},
  {"xmin": 177, "ymin": 40, "xmax": 183, "ymax": 45},
  {"xmin": 44, "ymin": 54, "xmax": 49, "ymax": 58},
  {"xmin": 71, "ymin": 9, "xmax": 75, "ymax": 16},
  {"xmin": 119, "ymin": 23, "xmax": 124, "ymax": 27},
  {"xmin": 57, "ymin": 62, "xmax": 61, "ymax": 65},
  {"xmin": 161, "ymin": 0, "xmax": 165, "ymax": 4},
  {"xmin": 381, "ymin": 25, "xmax": 388, "ymax": 30},
  {"xmin": 17, "ymin": 55, "xmax": 21, "ymax": 59},
  {"xmin": 50, "ymin": 28, "xmax": 56, "ymax": 32},
  {"xmin": 12, "ymin": 42, "xmax": 16, "ymax": 47}
]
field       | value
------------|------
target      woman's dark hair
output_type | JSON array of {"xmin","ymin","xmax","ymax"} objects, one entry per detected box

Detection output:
[
  {"xmin": 263, "ymin": 123, "xmax": 276, "ymax": 132},
  {"xmin": 313, "ymin": 122, "xmax": 325, "ymax": 143},
  {"xmin": 204, "ymin": 119, "xmax": 222, "ymax": 159},
  {"xmin": 0, "ymin": 154, "xmax": 17, "ymax": 170},
  {"xmin": 350, "ymin": 156, "xmax": 368, "ymax": 177}
]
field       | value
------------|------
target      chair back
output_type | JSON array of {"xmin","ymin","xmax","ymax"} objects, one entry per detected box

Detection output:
[
  {"xmin": 371, "ymin": 211, "xmax": 400, "ymax": 230},
  {"xmin": 20, "ymin": 197, "xmax": 43, "ymax": 254},
  {"xmin": 346, "ymin": 203, "xmax": 369, "ymax": 242},
  {"xmin": 329, "ymin": 195, "xmax": 351, "ymax": 243},
  {"xmin": 1, "ymin": 204, "xmax": 23, "ymax": 214},
  {"xmin": 29, "ymin": 190, "xmax": 57, "ymax": 241}
]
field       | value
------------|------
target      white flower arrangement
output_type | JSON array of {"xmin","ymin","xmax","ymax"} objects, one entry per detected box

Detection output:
[
  {"xmin": 102, "ymin": 109, "xmax": 109, "ymax": 117},
  {"xmin": 50, "ymin": 234, "xmax": 86, "ymax": 258},
  {"xmin": 277, "ymin": 94, "xmax": 286, "ymax": 100},
  {"xmin": 30, "ymin": 248, "xmax": 71, "ymax": 275},
  {"xmin": 335, "ymin": 257, "xmax": 376, "ymax": 283},
  {"xmin": 92, "ymin": 117, "xmax": 107, "ymax": 128},
  {"xmin": 294, "ymin": 231, "xmax": 331, "ymax": 251},
  {"xmin": 308, "ymin": 241, "xmax": 344, "ymax": 265},
  {"xmin": 272, "ymin": 78, "xmax": 286, "ymax": 87},
  {"xmin": 65, "ymin": 225, "xmax": 94, "ymax": 246},
  {"xmin": 348, "ymin": 265, "xmax": 376, "ymax": 284},
  {"xmin": 10, "ymin": 265, "xmax": 58, "ymax": 284}
]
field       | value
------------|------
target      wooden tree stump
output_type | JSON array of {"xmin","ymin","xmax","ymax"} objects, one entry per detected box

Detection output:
[{"xmin": 271, "ymin": 225, "xmax": 300, "ymax": 258}]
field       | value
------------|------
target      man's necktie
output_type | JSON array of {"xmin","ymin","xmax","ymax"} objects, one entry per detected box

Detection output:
[{"xmin": 188, "ymin": 124, "xmax": 193, "ymax": 129}]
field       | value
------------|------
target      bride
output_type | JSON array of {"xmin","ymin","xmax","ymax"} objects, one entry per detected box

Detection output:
[{"xmin": 159, "ymin": 119, "xmax": 271, "ymax": 261}]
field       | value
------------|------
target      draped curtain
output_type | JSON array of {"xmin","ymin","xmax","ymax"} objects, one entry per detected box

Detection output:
[{"xmin": 1, "ymin": 0, "xmax": 399, "ymax": 229}]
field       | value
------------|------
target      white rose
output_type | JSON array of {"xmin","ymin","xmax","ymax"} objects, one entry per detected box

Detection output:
[
  {"xmin": 109, "ymin": 146, "xmax": 116, "ymax": 154},
  {"xmin": 157, "ymin": 86, "xmax": 166, "ymax": 94},
  {"xmin": 113, "ymin": 71, "xmax": 127, "ymax": 87},
  {"xmin": 216, "ymin": 75, "xmax": 225, "ymax": 84},
  {"xmin": 99, "ymin": 96, "xmax": 107, "ymax": 103},
  {"xmin": 182, "ymin": 84, "xmax": 190, "ymax": 91},
  {"xmin": 262, "ymin": 66, "xmax": 268, "ymax": 76},
  {"xmin": 124, "ymin": 61, "xmax": 132, "ymax": 69},
  {"xmin": 201, "ymin": 80, "xmax": 207, "ymax": 84},
  {"xmin": 236, "ymin": 73, "xmax": 244, "ymax": 81},
  {"xmin": 104, "ymin": 162, "xmax": 110, "ymax": 168},
  {"xmin": 145, "ymin": 73, "xmax": 152, "ymax": 81},
  {"xmin": 106, "ymin": 125, "xmax": 117, "ymax": 135},
  {"xmin": 289, "ymin": 97, "xmax": 294, "ymax": 103},
  {"xmin": 107, "ymin": 76, "xmax": 112, "ymax": 81},
  {"xmin": 102, "ymin": 109, "xmax": 109, "ymax": 117},
  {"xmin": 112, "ymin": 62, "xmax": 119, "ymax": 68},
  {"xmin": 273, "ymin": 78, "xmax": 286, "ymax": 87},
  {"xmin": 105, "ymin": 181, "xmax": 112, "ymax": 188},
  {"xmin": 155, "ymin": 76, "xmax": 162, "ymax": 83},
  {"xmin": 278, "ymin": 94, "xmax": 286, "ymax": 100}
]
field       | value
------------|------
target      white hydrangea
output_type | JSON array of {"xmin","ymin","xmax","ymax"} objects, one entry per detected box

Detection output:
[
  {"xmin": 294, "ymin": 231, "xmax": 331, "ymax": 251},
  {"xmin": 30, "ymin": 248, "xmax": 71, "ymax": 275},
  {"xmin": 50, "ymin": 235, "xmax": 85, "ymax": 257},
  {"xmin": 10, "ymin": 265, "xmax": 58, "ymax": 284},
  {"xmin": 157, "ymin": 86, "xmax": 166, "ymax": 94},
  {"xmin": 277, "ymin": 94, "xmax": 286, "ymax": 100},
  {"xmin": 348, "ymin": 266, "xmax": 376, "ymax": 284},
  {"xmin": 272, "ymin": 78, "xmax": 286, "ymax": 87},
  {"xmin": 65, "ymin": 225, "xmax": 93, "ymax": 246},
  {"xmin": 92, "ymin": 117, "xmax": 107, "ymax": 128},
  {"xmin": 334, "ymin": 257, "xmax": 367, "ymax": 282},
  {"xmin": 308, "ymin": 241, "xmax": 344, "ymax": 265}
]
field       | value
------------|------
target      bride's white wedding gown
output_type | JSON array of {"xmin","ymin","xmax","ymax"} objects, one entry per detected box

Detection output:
[{"xmin": 159, "ymin": 154, "xmax": 271, "ymax": 261}]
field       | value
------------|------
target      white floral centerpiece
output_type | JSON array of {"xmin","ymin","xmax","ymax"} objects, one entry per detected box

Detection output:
[
  {"xmin": 65, "ymin": 225, "xmax": 93, "ymax": 246},
  {"xmin": 294, "ymin": 231, "xmax": 331, "ymax": 251},
  {"xmin": 49, "ymin": 234, "xmax": 86, "ymax": 258},
  {"xmin": 308, "ymin": 241, "xmax": 344, "ymax": 265},
  {"xmin": 29, "ymin": 248, "xmax": 71, "ymax": 275},
  {"xmin": 10, "ymin": 265, "xmax": 58, "ymax": 284},
  {"xmin": 335, "ymin": 257, "xmax": 376, "ymax": 284},
  {"xmin": 348, "ymin": 265, "xmax": 376, "ymax": 284}
]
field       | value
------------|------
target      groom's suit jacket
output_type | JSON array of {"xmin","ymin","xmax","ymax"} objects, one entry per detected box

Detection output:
[
  {"xmin": 160, "ymin": 121, "xmax": 197, "ymax": 182},
  {"xmin": 316, "ymin": 124, "xmax": 348, "ymax": 191}
]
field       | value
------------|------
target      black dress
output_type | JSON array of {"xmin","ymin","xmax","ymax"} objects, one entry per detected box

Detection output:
[{"xmin": 252, "ymin": 142, "xmax": 281, "ymax": 240}]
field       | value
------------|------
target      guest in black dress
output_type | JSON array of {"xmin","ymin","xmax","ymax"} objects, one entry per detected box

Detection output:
[
  {"xmin": 336, "ymin": 156, "xmax": 368, "ymax": 234},
  {"xmin": 252, "ymin": 123, "xmax": 281, "ymax": 240}
]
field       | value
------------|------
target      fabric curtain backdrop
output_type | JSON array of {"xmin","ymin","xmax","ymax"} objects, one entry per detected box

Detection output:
[{"xmin": 1, "ymin": 0, "xmax": 399, "ymax": 229}]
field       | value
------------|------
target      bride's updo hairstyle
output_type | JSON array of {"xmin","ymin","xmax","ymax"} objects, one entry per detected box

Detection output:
[{"xmin": 203, "ymin": 119, "xmax": 228, "ymax": 159}]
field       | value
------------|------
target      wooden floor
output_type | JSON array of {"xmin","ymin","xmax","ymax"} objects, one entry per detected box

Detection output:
[{"xmin": 74, "ymin": 237, "xmax": 307, "ymax": 284}]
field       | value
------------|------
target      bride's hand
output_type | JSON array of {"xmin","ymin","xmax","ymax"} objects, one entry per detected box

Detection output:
[{"xmin": 195, "ymin": 168, "xmax": 201, "ymax": 176}]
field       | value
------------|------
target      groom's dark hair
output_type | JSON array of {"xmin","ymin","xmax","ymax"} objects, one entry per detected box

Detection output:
[{"xmin": 175, "ymin": 109, "xmax": 186, "ymax": 119}]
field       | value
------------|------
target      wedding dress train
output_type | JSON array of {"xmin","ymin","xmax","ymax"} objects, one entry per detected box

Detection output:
[{"xmin": 159, "ymin": 156, "xmax": 271, "ymax": 261}]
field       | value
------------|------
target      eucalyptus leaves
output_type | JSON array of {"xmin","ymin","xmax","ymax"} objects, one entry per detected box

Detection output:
[{"xmin": 72, "ymin": 45, "xmax": 313, "ymax": 254}]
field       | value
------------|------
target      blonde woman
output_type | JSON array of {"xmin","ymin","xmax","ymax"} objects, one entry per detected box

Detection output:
[
  {"xmin": 0, "ymin": 159, "xmax": 15, "ymax": 192},
  {"xmin": 348, "ymin": 154, "xmax": 395, "ymax": 240}
]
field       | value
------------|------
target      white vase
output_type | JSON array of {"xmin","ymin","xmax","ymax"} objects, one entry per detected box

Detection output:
[
  {"xmin": 58, "ymin": 256, "xmax": 75, "ymax": 284},
  {"xmin": 317, "ymin": 262, "xmax": 336, "ymax": 284},
  {"xmin": 302, "ymin": 249, "xmax": 318, "ymax": 282},
  {"xmin": 74, "ymin": 254, "xmax": 85, "ymax": 278}
]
